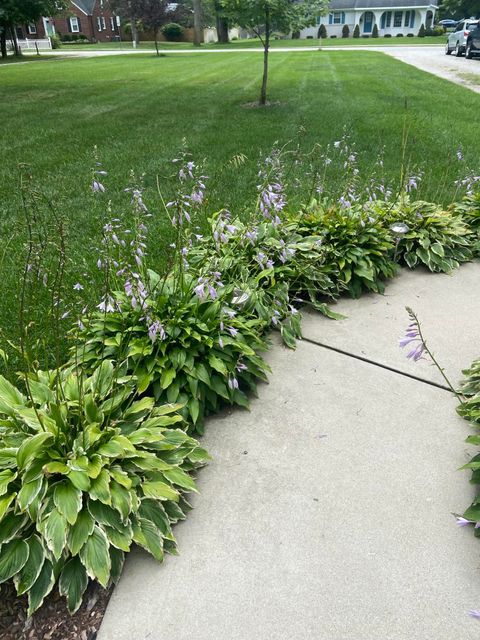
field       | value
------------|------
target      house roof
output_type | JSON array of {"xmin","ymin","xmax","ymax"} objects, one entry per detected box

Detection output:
[
  {"xmin": 71, "ymin": 0, "xmax": 96, "ymax": 15},
  {"xmin": 331, "ymin": 0, "xmax": 438, "ymax": 8}
]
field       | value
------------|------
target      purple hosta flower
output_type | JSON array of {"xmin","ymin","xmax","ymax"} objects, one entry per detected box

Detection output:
[
  {"xmin": 228, "ymin": 376, "xmax": 239, "ymax": 390},
  {"xmin": 333, "ymin": 140, "xmax": 341, "ymax": 148},
  {"xmin": 148, "ymin": 320, "xmax": 166, "ymax": 343},
  {"xmin": 92, "ymin": 180, "xmax": 105, "ymax": 193},
  {"xmin": 97, "ymin": 295, "xmax": 116, "ymax": 313},
  {"xmin": 400, "ymin": 311, "xmax": 427, "ymax": 362},
  {"xmin": 236, "ymin": 362, "xmax": 248, "ymax": 372},
  {"xmin": 245, "ymin": 228, "xmax": 258, "ymax": 246},
  {"xmin": 271, "ymin": 310, "xmax": 281, "ymax": 326},
  {"xmin": 194, "ymin": 279, "xmax": 207, "ymax": 301},
  {"xmin": 339, "ymin": 195, "xmax": 351, "ymax": 210},
  {"xmin": 73, "ymin": 283, "xmax": 84, "ymax": 291},
  {"xmin": 289, "ymin": 304, "xmax": 298, "ymax": 315},
  {"xmin": 61, "ymin": 311, "xmax": 70, "ymax": 320},
  {"xmin": 468, "ymin": 610, "xmax": 480, "ymax": 619},
  {"xmin": 266, "ymin": 259, "xmax": 274, "ymax": 269},
  {"xmin": 96, "ymin": 170, "xmax": 108, "ymax": 176},
  {"xmin": 227, "ymin": 326, "xmax": 238, "ymax": 337},
  {"xmin": 258, "ymin": 181, "xmax": 286, "ymax": 223},
  {"xmin": 219, "ymin": 336, "xmax": 224, "ymax": 348},
  {"xmin": 456, "ymin": 517, "xmax": 474, "ymax": 527},
  {"xmin": 78, "ymin": 319, "xmax": 85, "ymax": 331}
]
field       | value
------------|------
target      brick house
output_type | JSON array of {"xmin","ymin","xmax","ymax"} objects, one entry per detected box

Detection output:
[{"xmin": 19, "ymin": 1, "xmax": 125, "ymax": 43}]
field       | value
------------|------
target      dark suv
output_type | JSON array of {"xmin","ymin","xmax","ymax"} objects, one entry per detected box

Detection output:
[
  {"xmin": 466, "ymin": 24, "xmax": 480, "ymax": 58},
  {"xmin": 446, "ymin": 19, "xmax": 480, "ymax": 56}
]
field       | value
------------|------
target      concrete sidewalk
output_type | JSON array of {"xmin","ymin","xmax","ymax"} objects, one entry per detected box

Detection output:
[{"xmin": 98, "ymin": 265, "xmax": 480, "ymax": 640}]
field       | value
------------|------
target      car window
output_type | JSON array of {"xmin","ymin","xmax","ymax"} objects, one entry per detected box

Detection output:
[
  {"xmin": 466, "ymin": 22, "xmax": 479, "ymax": 31},
  {"xmin": 456, "ymin": 21, "xmax": 464, "ymax": 31}
]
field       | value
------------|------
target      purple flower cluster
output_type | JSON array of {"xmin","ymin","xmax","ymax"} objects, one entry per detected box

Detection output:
[
  {"xmin": 194, "ymin": 271, "xmax": 223, "ymax": 301},
  {"xmin": 399, "ymin": 315, "xmax": 425, "ymax": 362},
  {"xmin": 166, "ymin": 155, "xmax": 208, "ymax": 226}
]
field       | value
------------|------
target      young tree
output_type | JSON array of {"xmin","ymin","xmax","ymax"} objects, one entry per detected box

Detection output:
[
  {"xmin": 193, "ymin": 0, "xmax": 203, "ymax": 44},
  {"xmin": 140, "ymin": 0, "xmax": 170, "ymax": 54},
  {"xmin": 221, "ymin": 0, "xmax": 327, "ymax": 105}
]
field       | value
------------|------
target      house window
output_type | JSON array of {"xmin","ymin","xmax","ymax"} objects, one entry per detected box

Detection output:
[
  {"xmin": 116, "ymin": 16, "xmax": 121, "ymax": 26},
  {"xmin": 110, "ymin": 16, "xmax": 115, "ymax": 30},
  {"xmin": 70, "ymin": 16, "xmax": 80, "ymax": 32},
  {"xmin": 97, "ymin": 16, "xmax": 106, "ymax": 31},
  {"xmin": 393, "ymin": 11, "xmax": 402, "ymax": 27},
  {"xmin": 101, "ymin": 17, "xmax": 106, "ymax": 29},
  {"xmin": 28, "ymin": 24, "xmax": 37, "ymax": 35},
  {"xmin": 316, "ymin": 15, "xmax": 321, "ymax": 25},
  {"xmin": 410, "ymin": 12, "xmax": 415, "ymax": 27},
  {"xmin": 328, "ymin": 11, "xmax": 345, "ymax": 25},
  {"xmin": 404, "ymin": 11, "xmax": 410, "ymax": 26}
]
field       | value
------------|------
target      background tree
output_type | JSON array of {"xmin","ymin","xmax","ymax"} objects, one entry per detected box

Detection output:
[
  {"xmin": 0, "ymin": 0, "xmax": 65, "ymax": 58},
  {"xmin": 140, "ymin": 0, "xmax": 171, "ymax": 54},
  {"xmin": 439, "ymin": 0, "xmax": 479, "ymax": 18},
  {"xmin": 221, "ymin": 0, "xmax": 327, "ymax": 105},
  {"xmin": 110, "ymin": 0, "xmax": 145, "ymax": 45},
  {"xmin": 214, "ymin": 0, "xmax": 229, "ymax": 43},
  {"xmin": 192, "ymin": 0, "xmax": 203, "ymax": 44}
]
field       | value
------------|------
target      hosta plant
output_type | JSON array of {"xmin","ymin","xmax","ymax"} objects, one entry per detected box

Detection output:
[
  {"xmin": 72, "ymin": 273, "xmax": 271, "ymax": 435},
  {"xmin": 369, "ymin": 198, "xmax": 473, "ymax": 272},
  {"xmin": 294, "ymin": 200, "xmax": 397, "ymax": 298},
  {"xmin": 0, "ymin": 361, "xmax": 208, "ymax": 614}
]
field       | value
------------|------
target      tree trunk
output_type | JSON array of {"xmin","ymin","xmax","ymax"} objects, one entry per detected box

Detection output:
[
  {"xmin": 9, "ymin": 23, "xmax": 19, "ymax": 56},
  {"xmin": 259, "ymin": 8, "xmax": 270, "ymax": 105},
  {"xmin": 214, "ymin": 1, "xmax": 229, "ymax": 43},
  {"xmin": 0, "ymin": 29, "xmax": 7, "ymax": 59},
  {"xmin": 154, "ymin": 28, "xmax": 159, "ymax": 56},
  {"xmin": 193, "ymin": 0, "xmax": 203, "ymax": 46},
  {"xmin": 130, "ymin": 16, "xmax": 139, "ymax": 47}
]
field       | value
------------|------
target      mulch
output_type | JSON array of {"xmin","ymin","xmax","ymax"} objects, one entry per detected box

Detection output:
[{"xmin": 0, "ymin": 582, "xmax": 112, "ymax": 640}]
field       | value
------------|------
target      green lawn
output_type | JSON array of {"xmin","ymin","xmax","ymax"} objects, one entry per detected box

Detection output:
[
  {"xmin": 0, "ymin": 50, "xmax": 477, "ymax": 362},
  {"xmin": 54, "ymin": 35, "xmax": 446, "ymax": 50}
]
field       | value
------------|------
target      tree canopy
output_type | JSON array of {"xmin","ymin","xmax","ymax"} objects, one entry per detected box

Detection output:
[{"xmin": 439, "ymin": 0, "xmax": 479, "ymax": 19}]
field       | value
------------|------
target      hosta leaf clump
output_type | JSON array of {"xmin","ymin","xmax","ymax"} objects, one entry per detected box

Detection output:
[
  {"xmin": 369, "ymin": 198, "xmax": 473, "ymax": 272},
  {"xmin": 0, "ymin": 367, "xmax": 208, "ymax": 614},
  {"xmin": 292, "ymin": 201, "xmax": 397, "ymax": 299}
]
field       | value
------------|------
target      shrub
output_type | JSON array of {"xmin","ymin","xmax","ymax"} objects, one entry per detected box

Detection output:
[
  {"xmin": 50, "ymin": 34, "xmax": 61, "ymax": 49},
  {"xmin": 0, "ymin": 364, "xmax": 208, "ymax": 614},
  {"xmin": 418, "ymin": 23, "xmax": 425, "ymax": 37},
  {"xmin": 318, "ymin": 24, "xmax": 327, "ymax": 38},
  {"xmin": 361, "ymin": 34, "xmax": 370, "ymax": 38},
  {"xmin": 330, "ymin": 35, "xmax": 337, "ymax": 38},
  {"xmin": 161, "ymin": 23, "xmax": 184, "ymax": 41},
  {"xmin": 353, "ymin": 24, "xmax": 360, "ymax": 38},
  {"xmin": 384, "ymin": 33, "xmax": 392, "ymax": 38},
  {"xmin": 372, "ymin": 24, "xmax": 379, "ymax": 38},
  {"xmin": 342, "ymin": 24, "xmax": 350, "ymax": 38},
  {"xmin": 395, "ymin": 33, "xmax": 404, "ymax": 37},
  {"xmin": 407, "ymin": 33, "xmax": 414, "ymax": 37},
  {"xmin": 61, "ymin": 34, "xmax": 72, "ymax": 42}
]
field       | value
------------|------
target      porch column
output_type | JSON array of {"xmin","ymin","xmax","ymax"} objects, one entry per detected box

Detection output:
[{"xmin": 373, "ymin": 10, "xmax": 383, "ymax": 31}]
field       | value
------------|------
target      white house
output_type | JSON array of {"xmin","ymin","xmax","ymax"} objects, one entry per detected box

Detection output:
[{"xmin": 300, "ymin": 0, "xmax": 438, "ymax": 38}]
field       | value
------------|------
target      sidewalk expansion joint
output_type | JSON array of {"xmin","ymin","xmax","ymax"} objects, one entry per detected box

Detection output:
[{"xmin": 302, "ymin": 336, "xmax": 452, "ymax": 393}]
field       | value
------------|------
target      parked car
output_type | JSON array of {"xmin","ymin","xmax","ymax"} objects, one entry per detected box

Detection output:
[
  {"xmin": 438, "ymin": 19, "xmax": 457, "ymax": 28},
  {"xmin": 465, "ymin": 25, "xmax": 480, "ymax": 58},
  {"xmin": 446, "ymin": 18, "xmax": 480, "ymax": 55}
]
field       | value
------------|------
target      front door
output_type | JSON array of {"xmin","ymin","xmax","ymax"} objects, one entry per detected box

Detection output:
[{"xmin": 363, "ymin": 12, "xmax": 373, "ymax": 33}]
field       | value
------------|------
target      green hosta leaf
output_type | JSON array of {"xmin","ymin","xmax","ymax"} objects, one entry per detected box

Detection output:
[
  {"xmin": 54, "ymin": 481, "xmax": 82, "ymax": 526},
  {"xmin": 89, "ymin": 360, "xmax": 114, "ymax": 399},
  {"xmin": 0, "ymin": 470, "xmax": 16, "ymax": 496},
  {"xmin": 43, "ymin": 461, "xmax": 69, "ymax": 475},
  {"xmin": 59, "ymin": 557, "xmax": 88, "ymax": 614},
  {"xmin": 68, "ymin": 509, "xmax": 95, "ymax": 556},
  {"xmin": 42, "ymin": 508, "xmax": 67, "ymax": 559},
  {"xmin": 124, "ymin": 397, "xmax": 155, "ymax": 418},
  {"xmin": 139, "ymin": 499, "xmax": 172, "ymax": 537},
  {"xmin": 84, "ymin": 394, "xmax": 103, "ymax": 424},
  {"xmin": 17, "ymin": 477, "xmax": 44, "ymax": 512},
  {"xmin": 0, "ymin": 538, "xmax": 29, "ymax": 583},
  {"xmin": 27, "ymin": 560, "xmax": 55, "ymax": 616},
  {"xmin": 109, "ymin": 546, "xmax": 125, "ymax": 584},
  {"xmin": 208, "ymin": 355, "xmax": 228, "ymax": 376},
  {"xmin": 160, "ymin": 369, "xmax": 176, "ymax": 390},
  {"xmin": 68, "ymin": 470, "xmax": 91, "ymax": 491},
  {"xmin": 163, "ymin": 468, "xmax": 197, "ymax": 492},
  {"xmin": 97, "ymin": 435, "xmax": 136, "ymax": 458},
  {"xmin": 79, "ymin": 525, "xmax": 111, "ymax": 588},
  {"xmin": 0, "ymin": 512, "xmax": 28, "ymax": 545},
  {"xmin": 15, "ymin": 535, "xmax": 45, "ymax": 596},
  {"xmin": 110, "ymin": 481, "xmax": 132, "ymax": 521},
  {"xmin": 463, "ymin": 504, "xmax": 480, "ymax": 522},
  {"xmin": 88, "ymin": 500, "xmax": 125, "ymax": 531},
  {"xmin": 0, "ymin": 449, "xmax": 18, "ymax": 469},
  {"xmin": 188, "ymin": 447, "xmax": 211, "ymax": 464},
  {"xmin": 0, "ymin": 375, "xmax": 26, "ymax": 415},
  {"xmin": 188, "ymin": 398, "xmax": 200, "ymax": 425},
  {"xmin": 0, "ymin": 493, "xmax": 15, "ymax": 520},
  {"xmin": 133, "ymin": 517, "xmax": 164, "ymax": 562},
  {"xmin": 430, "ymin": 242, "xmax": 445, "ymax": 257},
  {"xmin": 17, "ymin": 433, "xmax": 53, "ymax": 471},
  {"xmin": 90, "ymin": 469, "xmax": 111, "ymax": 505},
  {"xmin": 142, "ymin": 481, "xmax": 179, "ymax": 501},
  {"xmin": 104, "ymin": 523, "xmax": 133, "ymax": 552},
  {"xmin": 109, "ymin": 468, "xmax": 132, "ymax": 490},
  {"xmin": 153, "ymin": 403, "xmax": 184, "ymax": 416}
]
